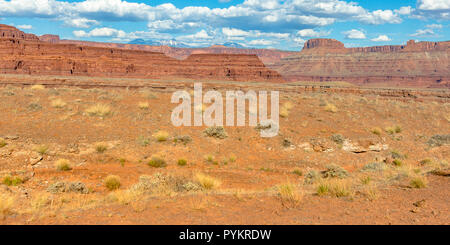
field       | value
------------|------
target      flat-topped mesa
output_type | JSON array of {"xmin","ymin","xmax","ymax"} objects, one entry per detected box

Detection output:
[
  {"xmin": 39, "ymin": 34, "xmax": 60, "ymax": 43},
  {"xmin": 301, "ymin": 38, "xmax": 450, "ymax": 54},
  {"xmin": 0, "ymin": 24, "xmax": 39, "ymax": 41},
  {"xmin": 180, "ymin": 54, "xmax": 284, "ymax": 81},
  {"xmin": 271, "ymin": 38, "xmax": 450, "ymax": 87},
  {"xmin": 0, "ymin": 24, "xmax": 284, "ymax": 82},
  {"xmin": 301, "ymin": 39, "xmax": 347, "ymax": 54},
  {"xmin": 303, "ymin": 39, "xmax": 345, "ymax": 50},
  {"xmin": 403, "ymin": 39, "xmax": 450, "ymax": 52}
]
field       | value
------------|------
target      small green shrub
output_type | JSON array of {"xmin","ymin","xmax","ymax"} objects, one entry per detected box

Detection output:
[
  {"xmin": 177, "ymin": 158, "xmax": 187, "ymax": 166},
  {"xmin": 322, "ymin": 164, "xmax": 349, "ymax": 178},
  {"xmin": 2, "ymin": 175, "xmax": 23, "ymax": 186},
  {"xmin": 292, "ymin": 169, "xmax": 303, "ymax": 176},
  {"xmin": 0, "ymin": 139, "xmax": 7, "ymax": 148},
  {"xmin": 204, "ymin": 126, "xmax": 228, "ymax": 139},
  {"xmin": 393, "ymin": 159, "xmax": 403, "ymax": 167}
]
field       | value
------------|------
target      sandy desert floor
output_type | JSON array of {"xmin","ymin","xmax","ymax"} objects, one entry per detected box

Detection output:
[{"xmin": 0, "ymin": 77, "xmax": 449, "ymax": 225}]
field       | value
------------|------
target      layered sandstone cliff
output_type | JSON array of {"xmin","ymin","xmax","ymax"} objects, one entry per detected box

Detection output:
[
  {"xmin": 270, "ymin": 39, "xmax": 450, "ymax": 87},
  {"xmin": 0, "ymin": 25, "xmax": 283, "ymax": 82},
  {"xmin": 38, "ymin": 37, "xmax": 296, "ymax": 65}
]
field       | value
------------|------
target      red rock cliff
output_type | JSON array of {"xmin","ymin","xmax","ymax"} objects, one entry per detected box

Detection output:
[
  {"xmin": 0, "ymin": 25, "xmax": 283, "ymax": 82},
  {"xmin": 271, "ymin": 38, "xmax": 450, "ymax": 88}
]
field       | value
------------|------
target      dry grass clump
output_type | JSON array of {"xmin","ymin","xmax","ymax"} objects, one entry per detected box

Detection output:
[
  {"xmin": 106, "ymin": 188, "xmax": 142, "ymax": 206},
  {"xmin": 85, "ymin": 103, "xmax": 112, "ymax": 117},
  {"xmin": 30, "ymin": 84, "xmax": 45, "ymax": 90},
  {"xmin": 370, "ymin": 127, "xmax": 382, "ymax": 136},
  {"xmin": 0, "ymin": 138, "xmax": 7, "ymax": 148},
  {"xmin": 148, "ymin": 155, "xmax": 167, "ymax": 168},
  {"xmin": 292, "ymin": 169, "xmax": 303, "ymax": 176},
  {"xmin": 154, "ymin": 131, "xmax": 169, "ymax": 142},
  {"xmin": 104, "ymin": 175, "xmax": 121, "ymax": 191},
  {"xmin": 410, "ymin": 176, "xmax": 428, "ymax": 189},
  {"xmin": 385, "ymin": 125, "xmax": 402, "ymax": 135},
  {"xmin": 138, "ymin": 102, "xmax": 149, "ymax": 110},
  {"xmin": 279, "ymin": 102, "xmax": 294, "ymax": 118},
  {"xmin": 362, "ymin": 186, "xmax": 378, "ymax": 201},
  {"xmin": 228, "ymin": 154, "xmax": 237, "ymax": 163},
  {"xmin": 277, "ymin": 182, "xmax": 303, "ymax": 207},
  {"xmin": 55, "ymin": 159, "xmax": 72, "ymax": 171},
  {"xmin": 95, "ymin": 143, "xmax": 108, "ymax": 153},
  {"xmin": 194, "ymin": 173, "xmax": 221, "ymax": 190},
  {"xmin": 316, "ymin": 179, "xmax": 352, "ymax": 197},
  {"xmin": 140, "ymin": 89, "xmax": 158, "ymax": 99},
  {"xmin": 324, "ymin": 103, "xmax": 338, "ymax": 113},
  {"xmin": 51, "ymin": 98, "xmax": 67, "ymax": 108},
  {"xmin": 0, "ymin": 193, "xmax": 15, "ymax": 218},
  {"xmin": 393, "ymin": 159, "xmax": 403, "ymax": 167},
  {"xmin": 204, "ymin": 154, "xmax": 218, "ymax": 165},
  {"xmin": 2, "ymin": 175, "xmax": 23, "ymax": 186},
  {"xmin": 34, "ymin": 144, "xmax": 49, "ymax": 155}
]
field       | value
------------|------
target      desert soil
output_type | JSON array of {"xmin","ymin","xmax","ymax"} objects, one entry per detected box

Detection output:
[{"xmin": 0, "ymin": 78, "xmax": 449, "ymax": 225}]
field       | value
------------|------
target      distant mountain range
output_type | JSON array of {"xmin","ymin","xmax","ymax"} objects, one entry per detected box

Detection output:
[{"xmin": 128, "ymin": 39, "xmax": 245, "ymax": 49}]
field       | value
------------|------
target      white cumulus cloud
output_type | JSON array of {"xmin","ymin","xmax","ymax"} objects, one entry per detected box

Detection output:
[
  {"xmin": 342, "ymin": 29, "xmax": 366, "ymax": 39},
  {"xmin": 410, "ymin": 28, "xmax": 436, "ymax": 37},
  {"xmin": 297, "ymin": 29, "xmax": 330, "ymax": 38},
  {"xmin": 371, "ymin": 35, "xmax": 391, "ymax": 42},
  {"xmin": 17, "ymin": 24, "xmax": 32, "ymax": 29},
  {"xmin": 73, "ymin": 27, "xmax": 126, "ymax": 38}
]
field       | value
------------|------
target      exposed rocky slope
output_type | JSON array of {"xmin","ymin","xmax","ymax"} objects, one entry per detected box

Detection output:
[
  {"xmin": 0, "ymin": 25, "xmax": 283, "ymax": 82},
  {"xmin": 39, "ymin": 36, "xmax": 295, "ymax": 65},
  {"xmin": 271, "ymin": 39, "xmax": 450, "ymax": 88}
]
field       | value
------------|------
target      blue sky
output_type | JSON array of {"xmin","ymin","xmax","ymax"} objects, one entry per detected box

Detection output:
[{"xmin": 1, "ymin": 0, "xmax": 449, "ymax": 50}]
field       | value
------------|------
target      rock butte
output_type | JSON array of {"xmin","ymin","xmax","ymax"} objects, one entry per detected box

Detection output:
[
  {"xmin": 0, "ymin": 24, "xmax": 284, "ymax": 82},
  {"xmin": 270, "ymin": 39, "xmax": 450, "ymax": 88}
]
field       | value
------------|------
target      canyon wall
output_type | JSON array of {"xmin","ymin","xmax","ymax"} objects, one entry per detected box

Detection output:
[
  {"xmin": 0, "ymin": 25, "xmax": 283, "ymax": 82},
  {"xmin": 270, "ymin": 39, "xmax": 450, "ymax": 88},
  {"xmin": 42, "ymin": 38, "xmax": 295, "ymax": 65}
]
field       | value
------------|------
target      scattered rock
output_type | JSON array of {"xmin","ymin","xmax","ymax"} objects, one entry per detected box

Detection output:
[
  {"xmin": 342, "ymin": 140, "xmax": 367, "ymax": 153},
  {"xmin": 413, "ymin": 199, "xmax": 426, "ymax": 208},
  {"xmin": 282, "ymin": 138, "xmax": 292, "ymax": 147},
  {"xmin": 4, "ymin": 135, "xmax": 19, "ymax": 140},
  {"xmin": 298, "ymin": 142, "xmax": 313, "ymax": 152},
  {"xmin": 0, "ymin": 185, "xmax": 11, "ymax": 193},
  {"xmin": 67, "ymin": 143, "xmax": 79, "ymax": 154},
  {"xmin": 310, "ymin": 138, "xmax": 333, "ymax": 152},
  {"xmin": 29, "ymin": 154, "xmax": 43, "ymax": 166},
  {"xmin": 330, "ymin": 134, "xmax": 345, "ymax": 145},
  {"xmin": 342, "ymin": 139, "xmax": 388, "ymax": 153}
]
